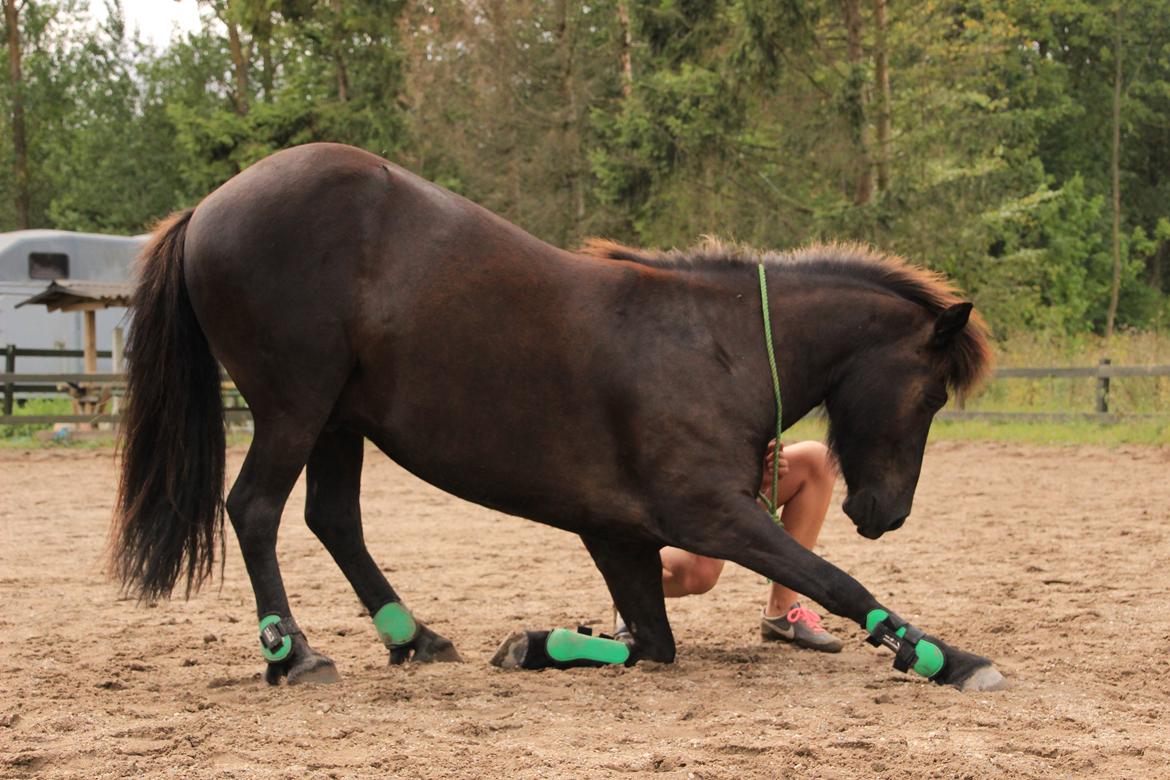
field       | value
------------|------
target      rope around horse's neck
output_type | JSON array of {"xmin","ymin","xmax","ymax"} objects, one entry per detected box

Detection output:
[{"xmin": 757, "ymin": 264, "xmax": 783, "ymax": 524}]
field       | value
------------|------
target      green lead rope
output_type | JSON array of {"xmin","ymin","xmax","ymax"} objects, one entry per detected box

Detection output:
[{"xmin": 757, "ymin": 263, "xmax": 784, "ymax": 525}]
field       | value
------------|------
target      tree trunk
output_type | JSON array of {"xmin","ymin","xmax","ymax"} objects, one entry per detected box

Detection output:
[
  {"xmin": 841, "ymin": 0, "xmax": 872, "ymax": 206},
  {"xmin": 1149, "ymin": 240, "xmax": 1165, "ymax": 293},
  {"xmin": 1105, "ymin": 5, "xmax": 1123, "ymax": 340},
  {"xmin": 873, "ymin": 0, "xmax": 891, "ymax": 194},
  {"xmin": 4, "ymin": 0, "xmax": 30, "ymax": 228},
  {"xmin": 556, "ymin": 0, "xmax": 584, "ymax": 236},
  {"xmin": 225, "ymin": 14, "xmax": 250, "ymax": 115},
  {"xmin": 258, "ymin": 28, "xmax": 274, "ymax": 102},
  {"xmin": 331, "ymin": 0, "xmax": 349, "ymax": 102},
  {"xmin": 617, "ymin": 0, "xmax": 633, "ymax": 100},
  {"xmin": 335, "ymin": 53, "xmax": 350, "ymax": 102}
]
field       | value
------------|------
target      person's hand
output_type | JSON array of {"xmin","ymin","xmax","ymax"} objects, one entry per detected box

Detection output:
[{"xmin": 759, "ymin": 440, "xmax": 789, "ymax": 500}]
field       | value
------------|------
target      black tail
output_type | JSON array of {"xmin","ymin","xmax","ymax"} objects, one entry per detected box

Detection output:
[{"xmin": 112, "ymin": 208, "xmax": 225, "ymax": 600}]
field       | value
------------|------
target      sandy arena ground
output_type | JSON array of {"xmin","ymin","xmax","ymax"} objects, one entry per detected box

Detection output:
[{"xmin": 2, "ymin": 440, "xmax": 1169, "ymax": 779}]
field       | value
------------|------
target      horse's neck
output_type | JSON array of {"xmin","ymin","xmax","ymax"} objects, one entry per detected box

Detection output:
[
  {"xmin": 582, "ymin": 259, "xmax": 921, "ymax": 429},
  {"xmin": 777, "ymin": 274, "xmax": 926, "ymax": 416},
  {"xmin": 679, "ymin": 267, "xmax": 919, "ymax": 429},
  {"xmin": 634, "ymin": 267, "xmax": 815, "ymax": 428}
]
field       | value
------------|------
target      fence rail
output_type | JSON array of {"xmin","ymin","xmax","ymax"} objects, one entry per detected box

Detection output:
[
  {"xmin": 0, "ymin": 410, "xmax": 253, "ymax": 426},
  {"xmin": 3, "ymin": 346, "xmax": 1168, "ymax": 428},
  {"xmin": 938, "ymin": 411, "xmax": 1167, "ymax": 424},
  {"xmin": 1, "ymin": 373, "xmax": 125, "ymax": 384},
  {"xmin": 6, "ymin": 347, "xmax": 113, "ymax": 360},
  {"xmin": 995, "ymin": 364, "xmax": 1170, "ymax": 379}
]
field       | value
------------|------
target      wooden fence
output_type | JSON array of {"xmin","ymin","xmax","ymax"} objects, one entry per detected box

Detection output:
[
  {"xmin": 2, "ymin": 345, "xmax": 1168, "ymax": 427},
  {"xmin": 941, "ymin": 358, "xmax": 1170, "ymax": 423},
  {"xmin": 1, "ymin": 345, "xmax": 248, "ymax": 425}
]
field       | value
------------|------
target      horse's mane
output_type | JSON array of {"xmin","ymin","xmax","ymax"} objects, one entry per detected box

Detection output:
[{"xmin": 581, "ymin": 237, "xmax": 994, "ymax": 394}]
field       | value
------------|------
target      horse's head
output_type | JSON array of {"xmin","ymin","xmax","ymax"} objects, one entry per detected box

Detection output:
[
  {"xmin": 580, "ymin": 238, "xmax": 993, "ymax": 539},
  {"xmin": 816, "ymin": 263, "xmax": 992, "ymax": 539}
]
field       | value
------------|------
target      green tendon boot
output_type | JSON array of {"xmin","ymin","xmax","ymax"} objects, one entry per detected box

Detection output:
[
  {"xmin": 490, "ymin": 627, "xmax": 631, "ymax": 670},
  {"xmin": 865, "ymin": 609, "xmax": 945, "ymax": 679},
  {"xmin": 258, "ymin": 614, "xmax": 295, "ymax": 662},
  {"xmin": 373, "ymin": 601, "xmax": 418, "ymax": 649}
]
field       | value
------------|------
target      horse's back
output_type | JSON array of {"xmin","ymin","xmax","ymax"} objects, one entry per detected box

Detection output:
[
  {"xmin": 178, "ymin": 145, "xmax": 613, "ymax": 475},
  {"xmin": 184, "ymin": 143, "xmax": 567, "ymax": 328},
  {"xmin": 185, "ymin": 143, "xmax": 458, "ymax": 284}
]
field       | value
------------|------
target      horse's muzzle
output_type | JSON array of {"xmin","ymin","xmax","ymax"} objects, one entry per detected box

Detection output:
[{"xmin": 843, "ymin": 492, "xmax": 908, "ymax": 539}]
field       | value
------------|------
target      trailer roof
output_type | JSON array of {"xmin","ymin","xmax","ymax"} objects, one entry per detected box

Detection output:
[{"xmin": 0, "ymin": 230, "xmax": 145, "ymax": 283}]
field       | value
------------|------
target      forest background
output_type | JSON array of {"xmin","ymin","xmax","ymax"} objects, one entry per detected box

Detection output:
[{"xmin": 2, "ymin": 0, "xmax": 1169, "ymax": 345}]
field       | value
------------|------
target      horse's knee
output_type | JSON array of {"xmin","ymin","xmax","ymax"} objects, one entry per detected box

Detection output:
[
  {"xmin": 303, "ymin": 507, "xmax": 329, "ymax": 541},
  {"xmin": 303, "ymin": 501, "xmax": 330, "ymax": 539},
  {"xmin": 226, "ymin": 488, "xmax": 279, "ymax": 550},
  {"xmin": 303, "ymin": 505, "xmax": 357, "ymax": 544}
]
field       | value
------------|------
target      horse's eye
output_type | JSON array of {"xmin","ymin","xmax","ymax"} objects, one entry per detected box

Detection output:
[{"xmin": 924, "ymin": 389, "xmax": 948, "ymax": 411}]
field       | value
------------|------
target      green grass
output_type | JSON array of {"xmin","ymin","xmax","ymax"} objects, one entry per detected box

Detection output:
[
  {"xmin": 784, "ymin": 415, "xmax": 1170, "ymax": 447},
  {"xmin": 0, "ymin": 398, "xmax": 78, "ymax": 444},
  {"xmin": 928, "ymin": 418, "xmax": 1170, "ymax": 446}
]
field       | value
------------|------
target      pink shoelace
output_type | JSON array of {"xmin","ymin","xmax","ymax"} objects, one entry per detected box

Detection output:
[{"xmin": 786, "ymin": 605, "xmax": 826, "ymax": 632}]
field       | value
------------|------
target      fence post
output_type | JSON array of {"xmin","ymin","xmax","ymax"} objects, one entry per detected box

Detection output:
[
  {"xmin": 111, "ymin": 327, "xmax": 124, "ymax": 416},
  {"xmin": 3, "ymin": 344, "xmax": 14, "ymax": 415},
  {"xmin": 1096, "ymin": 357, "xmax": 1111, "ymax": 413}
]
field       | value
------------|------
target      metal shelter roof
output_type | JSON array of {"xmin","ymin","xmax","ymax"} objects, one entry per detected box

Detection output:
[{"xmin": 16, "ymin": 280, "xmax": 133, "ymax": 312}]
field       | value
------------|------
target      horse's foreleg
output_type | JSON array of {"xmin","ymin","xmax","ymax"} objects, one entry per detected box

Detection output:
[
  {"xmin": 304, "ymin": 428, "xmax": 461, "ymax": 665},
  {"xmin": 580, "ymin": 534, "xmax": 675, "ymax": 663},
  {"xmin": 490, "ymin": 534, "xmax": 672, "ymax": 670},
  {"xmin": 228, "ymin": 422, "xmax": 339, "ymax": 685},
  {"xmin": 668, "ymin": 497, "xmax": 1006, "ymax": 692}
]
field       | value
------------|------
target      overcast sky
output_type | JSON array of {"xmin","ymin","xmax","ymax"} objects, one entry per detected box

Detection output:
[{"xmin": 99, "ymin": 0, "xmax": 203, "ymax": 47}]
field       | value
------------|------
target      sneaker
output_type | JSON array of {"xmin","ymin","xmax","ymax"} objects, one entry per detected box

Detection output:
[
  {"xmin": 760, "ymin": 603, "xmax": 843, "ymax": 653},
  {"xmin": 612, "ymin": 612, "xmax": 633, "ymax": 644}
]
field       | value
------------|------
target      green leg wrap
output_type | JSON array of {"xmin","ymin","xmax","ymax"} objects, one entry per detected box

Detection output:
[
  {"xmin": 866, "ymin": 609, "xmax": 944, "ymax": 679},
  {"xmin": 259, "ymin": 614, "xmax": 293, "ymax": 663},
  {"xmin": 546, "ymin": 627, "xmax": 630, "ymax": 666},
  {"xmin": 373, "ymin": 602, "xmax": 418, "ymax": 648}
]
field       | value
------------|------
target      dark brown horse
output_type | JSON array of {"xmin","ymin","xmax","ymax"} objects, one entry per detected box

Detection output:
[{"xmin": 113, "ymin": 142, "xmax": 1004, "ymax": 691}]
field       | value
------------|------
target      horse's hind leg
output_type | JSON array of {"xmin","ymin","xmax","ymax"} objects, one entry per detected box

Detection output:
[
  {"xmin": 228, "ymin": 419, "xmax": 339, "ymax": 685},
  {"xmin": 304, "ymin": 428, "xmax": 461, "ymax": 664},
  {"xmin": 580, "ymin": 534, "xmax": 675, "ymax": 663}
]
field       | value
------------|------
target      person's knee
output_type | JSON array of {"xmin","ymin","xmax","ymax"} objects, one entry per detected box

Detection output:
[
  {"xmin": 790, "ymin": 441, "xmax": 836, "ymax": 489},
  {"xmin": 680, "ymin": 557, "xmax": 723, "ymax": 594},
  {"xmin": 809, "ymin": 441, "xmax": 837, "ymax": 486}
]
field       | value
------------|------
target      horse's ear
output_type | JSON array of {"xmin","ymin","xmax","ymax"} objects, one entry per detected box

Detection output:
[{"xmin": 930, "ymin": 302, "xmax": 973, "ymax": 347}]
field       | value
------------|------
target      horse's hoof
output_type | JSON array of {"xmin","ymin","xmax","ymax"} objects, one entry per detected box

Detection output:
[
  {"xmin": 412, "ymin": 627, "xmax": 463, "ymax": 663},
  {"xmin": 287, "ymin": 653, "xmax": 341, "ymax": 685},
  {"xmin": 489, "ymin": 630, "xmax": 529, "ymax": 670},
  {"xmin": 388, "ymin": 625, "xmax": 463, "ymax": 664},
  {"xmin": 264, "ymin": 662, "xmax": 284, "ymax": 686},
  {"xmin": 419, "ymin": 642, "xmax": 463, "ymax": 663},
  {"xmin": 955, "ymin": 664, "xmax": 1008, "ymax": 692}
]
